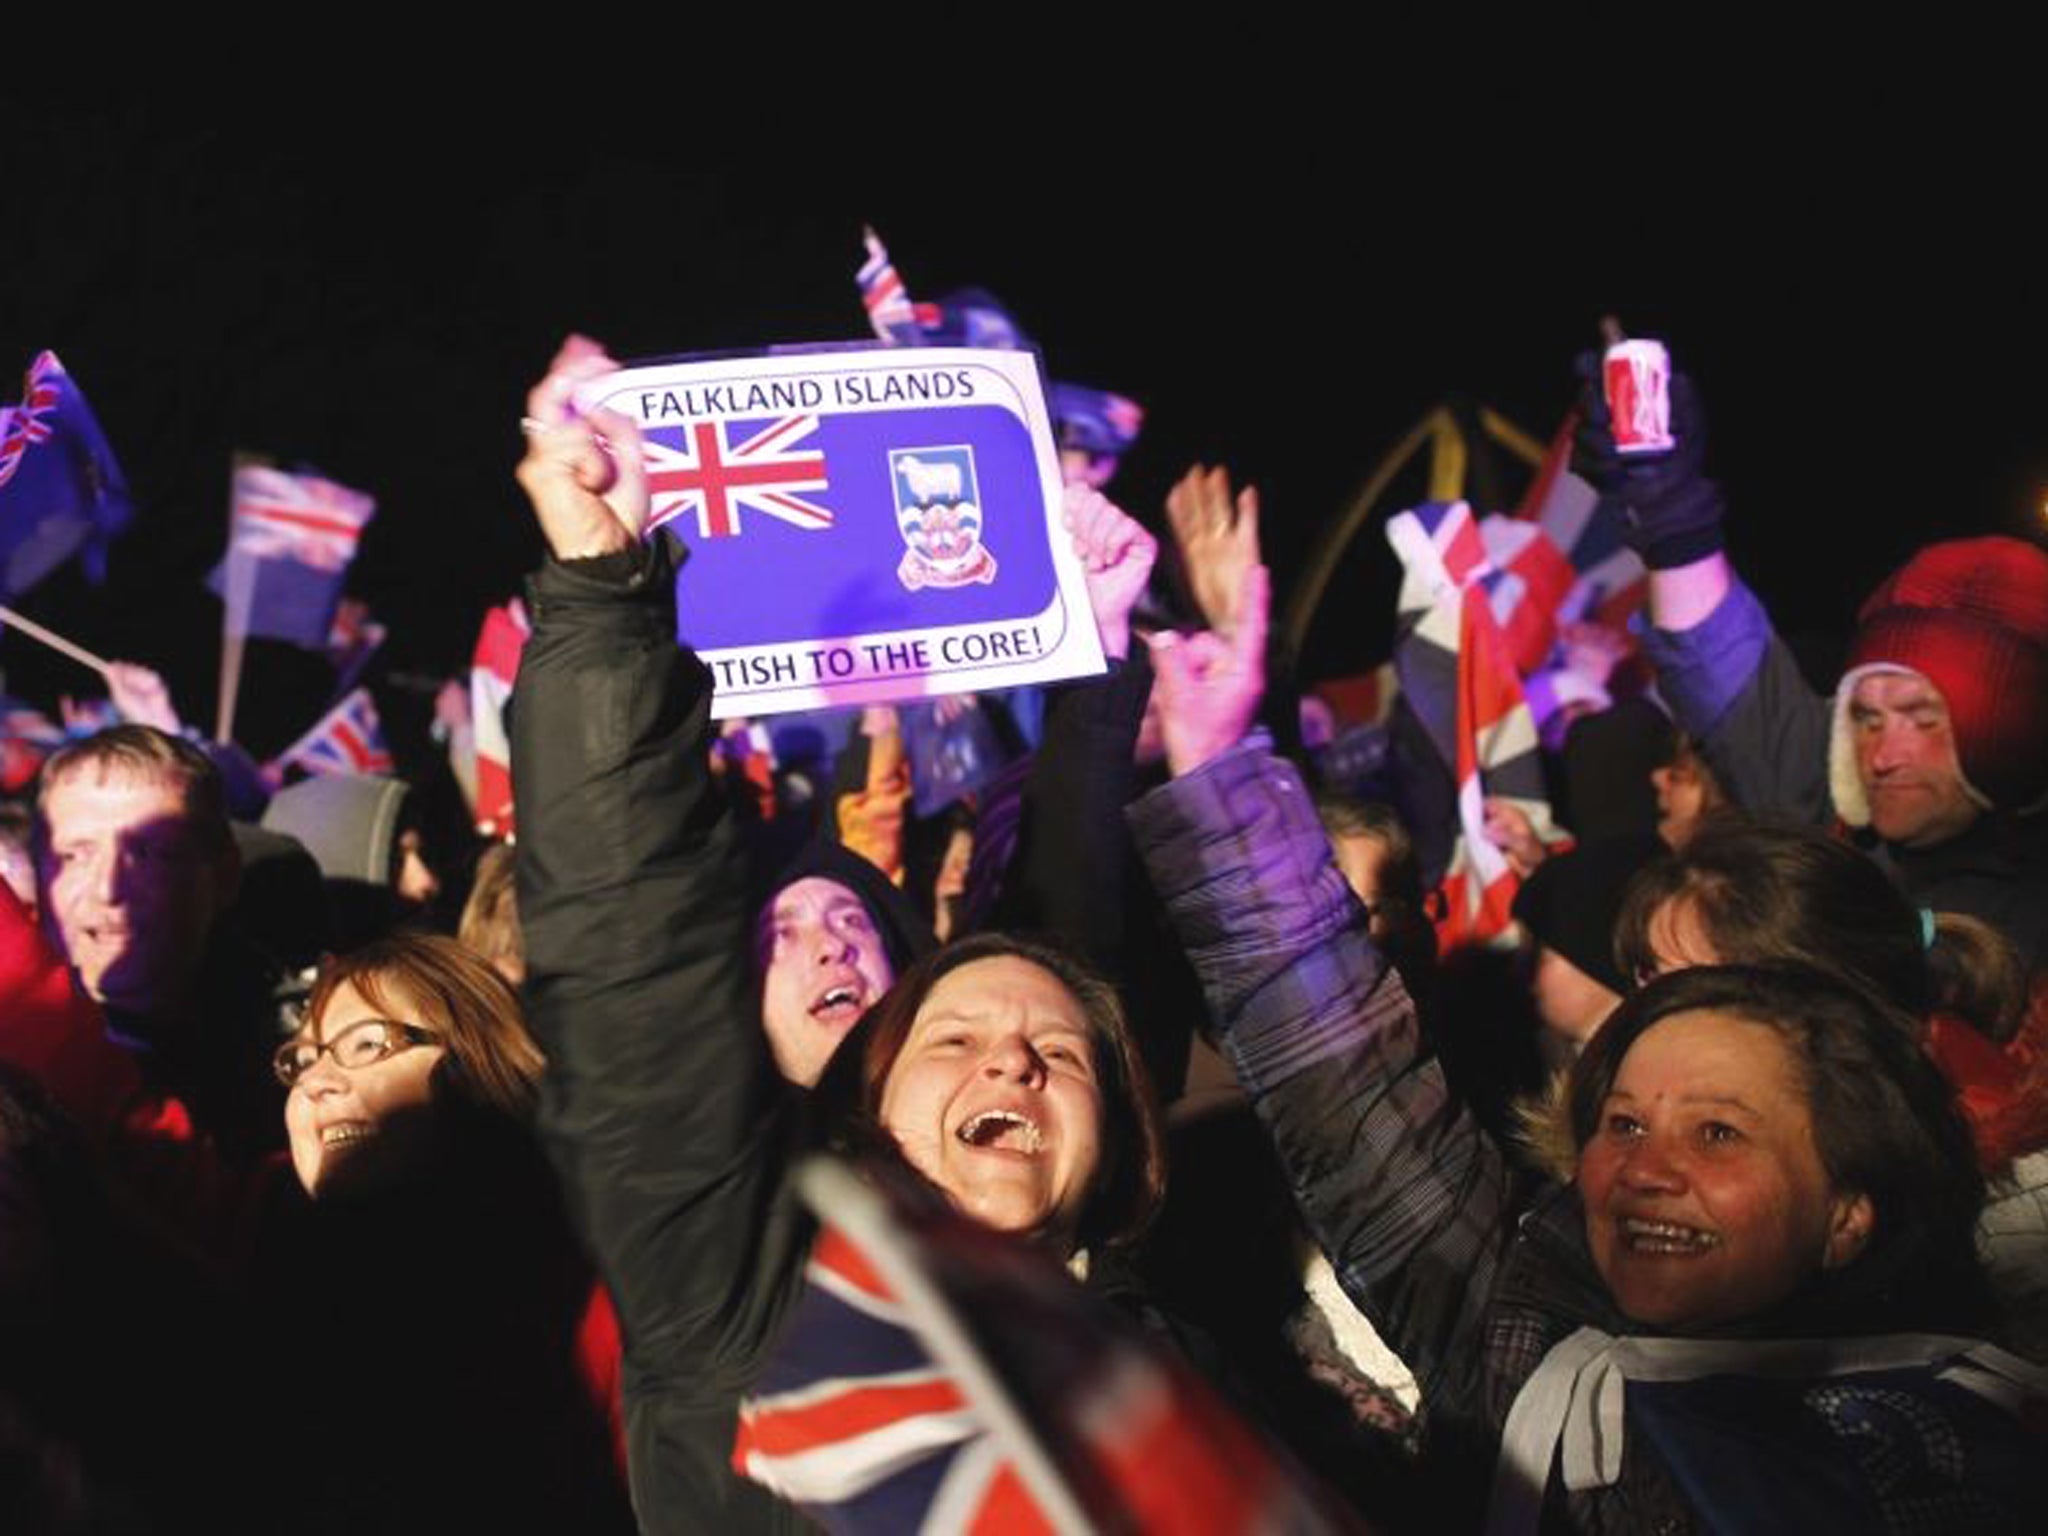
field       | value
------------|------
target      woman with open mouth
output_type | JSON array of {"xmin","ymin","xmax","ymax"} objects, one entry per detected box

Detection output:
[{"xmin": 510, "ymin": 338, "xmax": 1198, "ymax": 1533}]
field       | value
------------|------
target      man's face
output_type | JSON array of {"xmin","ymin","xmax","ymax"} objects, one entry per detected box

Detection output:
[
  {"xmin": 38, "ymin": 768, "xmax": 231, "ymax": 1018},
  {"xmin": 1848, "ymin": 672, "xmax": 1981, "ymax": 849},
  {"xmin": 758, "ymin": 877, "xmax": 895, "ymax": 1087}
]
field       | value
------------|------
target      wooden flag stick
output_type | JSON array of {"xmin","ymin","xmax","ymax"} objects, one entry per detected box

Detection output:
[
  {"xmin": 215, "ymin": 545, "xmax": 258, "ymax": 744},
  {"xmin": 216, "ymin": 629, "xmax": 247, "ymax": 744},
  {"xmin": 0, "ymin": 603, "xmax": 112, "ymax": 676}
]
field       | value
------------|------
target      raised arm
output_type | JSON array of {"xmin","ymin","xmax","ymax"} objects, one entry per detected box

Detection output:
[
  {"xmin": 1576, "ymin": 351, "xmax": 1833, "ymax": 823},
  {"xmin": 511, "ymin": 339, "xmax": 808, "ymax": 1529},
  {"xmin": 1128, "ymin": 562, "xmax": 1516, "ymax": 1432},
  {"xmin": 975, "ymin": 487, "xmax": 1156, "ymax": 960}
]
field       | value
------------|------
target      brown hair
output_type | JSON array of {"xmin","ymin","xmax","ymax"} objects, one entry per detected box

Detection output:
[
  {"xmin": 37, "ymin": 726, "xmax": 232, "ymax": 857},
  {"xmin": 822, "ymin": 932, "xmax": 1167, "ymax": 1252},
  {"xmin": 1613, "ymin": 820, "xmax": 2025, "ymax": 1040},
  {"xmin": 1314, "ymin": 795, "xmax": 1424, "ymax": 920},
  {"xmin": 457, "ymin": 842, "xmax": 523, "ymax": 980},
  {"xmin": 1568, "ymin": 964, "xmax": 1991, "ymax": 1334},
  {"xmin": 306, "ymin": 933, "xmax": 545, "ymax": 1121}
]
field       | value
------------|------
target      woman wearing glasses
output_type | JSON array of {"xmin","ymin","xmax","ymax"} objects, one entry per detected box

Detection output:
[
  {"xmin": 262, "ymin": 933, "xmax": 634, "ymax": 1533},
  {"xmin": 277, "ymin": 934, "xmax": 543, "ymax": 1199}
]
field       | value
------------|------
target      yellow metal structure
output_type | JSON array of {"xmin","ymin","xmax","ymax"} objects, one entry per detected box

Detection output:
[{"xmin": 1282, "ymin": 403, "xmax": 1550, "ymax": 660}]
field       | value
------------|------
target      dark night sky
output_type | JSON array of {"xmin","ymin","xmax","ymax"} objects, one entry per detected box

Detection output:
[{"xmin": 5, "ymin": 103, "xmax": 2042, "ymax": 758}]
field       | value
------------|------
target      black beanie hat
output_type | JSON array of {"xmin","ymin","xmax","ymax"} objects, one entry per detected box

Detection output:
[
  {"xmin": 1511, "ymin": 832, "xmax": 1665, "ymax": 996},
  {"xmin": 760, "ymin": 840, "xmax": 937, "ymax": 978}
]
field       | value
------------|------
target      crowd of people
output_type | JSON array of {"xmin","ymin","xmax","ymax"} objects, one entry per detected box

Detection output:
[{"xmin": 2, "ymin": 320, "xmax": 2047, "ymax": 1534}]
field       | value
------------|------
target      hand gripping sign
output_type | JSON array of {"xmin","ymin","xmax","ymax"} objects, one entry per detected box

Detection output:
[{"xmin": 582, "ymin": 346, "xmax": 1105, "ymax": 718}]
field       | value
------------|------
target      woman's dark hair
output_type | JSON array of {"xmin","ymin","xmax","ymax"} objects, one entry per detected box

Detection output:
[
  {"xmin": 1566, "ymin": 964, "xmax": 1991, "ymax": 1334},
  {"xmin": 819, "ymin": 932, "xmax": 1167, "ymax": 1253},
  {"xmin": 1613, "ymin": 820, "xmax": 2024, "ymax": 1040},
  {"xmin": 305, "ymin": 933, "xmax": 545, "ymax": 1121}
]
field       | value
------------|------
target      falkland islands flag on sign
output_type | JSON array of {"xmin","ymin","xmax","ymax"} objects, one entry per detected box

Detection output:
[{"xmin": 580, "ymin": 346, "xmax": 1102, "ymax": 719}]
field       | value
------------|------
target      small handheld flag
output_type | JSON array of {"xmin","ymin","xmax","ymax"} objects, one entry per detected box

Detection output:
[
  {"xmin": 0, "ymin": 351, "xmax": 134, "ymax": 599},
  {"xmin": 271, "ymin": 687, "xmax": 393, "ymax": 779}
]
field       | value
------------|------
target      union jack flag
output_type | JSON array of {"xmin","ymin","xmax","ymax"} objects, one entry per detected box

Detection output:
[
  {"xmin": 325, "ymin": 598, "xmax": 387, "ymax": 670},
  {"xmin": 230, "ymin": 464, "xmax": 376, "ymax": 574},
  {"xmin": 643, "ymin": 416, "xmax": 832, "ymax": 541},
  {"xmin": 0, "ymin": 353, "xmax": 62, "ymax": 491},
  {"xmin": 470, "ymin": 598, "xmax": 529, "ymax": 838},
  {"xmin": 1388, "ymin": 500, "xmax": 1566, "ymax": 952},
  {"xmin": 735, "ymin": 1227, "xmax": 1021, "ymax": 1529},
  {"xmin": 1513, "ymin": 412, "xmax": 1646, "ymax": 632},
  {"xmin": 0, "ymin": 351, "xmax": 134, "ymax": 599},
  {"xmin": 735, "ymin": 1160, "xmax": 1348, "ymax": 1533},
  {"xmin": 856, "ymin": 226, "xmax": 924, "ymax": 345},
  {"xmin": 271, "ymin": 687, "xmax": 393, "ymax": 778}
]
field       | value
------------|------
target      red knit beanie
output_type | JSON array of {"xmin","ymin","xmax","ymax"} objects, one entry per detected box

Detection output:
[{"xmin": 1829, "ymin": 537, "xmax": 2048, "ymax": 824}]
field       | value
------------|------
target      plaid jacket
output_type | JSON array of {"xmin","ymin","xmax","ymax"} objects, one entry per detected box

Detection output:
[
  {"xmin": 1130, "ymin": 745, "xmax": 2048, "ymax": 1533},
  {"xmin": 1128, "ymin": 747, "xmax": 1525, "ymax": 1491}
]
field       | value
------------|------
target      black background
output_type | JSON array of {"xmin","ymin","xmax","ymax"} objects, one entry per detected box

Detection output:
[{"xmin": 5, "ymin": 100, "xmax": 2041, "ymax": 758}]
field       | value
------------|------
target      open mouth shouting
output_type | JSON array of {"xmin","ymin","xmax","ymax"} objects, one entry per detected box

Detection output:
[
  {"xmin": 809, "ymin": 975, "xmax": 871, "ymax": 1030},
  {"xmin": 956, "ymin": 1108, "xmax": 1045, "ymax": 1155}
]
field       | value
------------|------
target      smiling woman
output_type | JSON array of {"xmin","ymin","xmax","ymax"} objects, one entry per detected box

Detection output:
[
  {"xmin": 1138, "ymin": 743, "xmax": 2047, "ymax": 1531},
  {"xmin": 1567, "ymin": 967, "xmax": 1986, "ymax": 1335},
  {"xmin": 255, "ymin": 932, "xmax": 633, "ymax": 1529},
  {"xmin": 279, "ymin": 935, "xmax": 544, "ymax": 1198},
  {"xmin": 825, "ymin": 933, "xmax": 1165, "ymax": 1255},
  {"xmin": 508, "ymin": 338, "xmax": 1196, "ymax": 1532}
]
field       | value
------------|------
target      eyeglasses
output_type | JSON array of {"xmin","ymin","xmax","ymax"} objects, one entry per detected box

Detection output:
[{"xmin": 274, "ymin": 1017, "xmax": 444, "ymax": 1088}]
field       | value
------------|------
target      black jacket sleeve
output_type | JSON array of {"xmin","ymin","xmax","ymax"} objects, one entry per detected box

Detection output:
[
  {"xmin": 982, "ymin": 650, "xmax": 1152, "ymax": 969},
  {"xmin": 513, "ymin": 538, "xmax": 810, "ymax": 1534}
]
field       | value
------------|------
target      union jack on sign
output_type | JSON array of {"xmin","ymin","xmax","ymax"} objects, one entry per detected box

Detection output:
[
  {"xmin": 230, "ymin": 465, "xmax": 376, "ymax": 573},
  {"xmin": 643, "ymin": 416, "xmax": 833, "ymax": 541}
]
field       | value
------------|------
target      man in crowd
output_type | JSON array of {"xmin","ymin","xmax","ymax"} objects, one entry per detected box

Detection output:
[
  {"xmin": 35, "ymin": 725, "xmax": 291, "ymax": 1157},
  {"xmin": 1585, "ymin": 364, "xmax": 2048, "ymax": 971}
]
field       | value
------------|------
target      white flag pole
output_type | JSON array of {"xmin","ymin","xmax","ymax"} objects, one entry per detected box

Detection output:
[{"xmin": 0, "ymin": 604, "xmax": 113, "ymax": 677}]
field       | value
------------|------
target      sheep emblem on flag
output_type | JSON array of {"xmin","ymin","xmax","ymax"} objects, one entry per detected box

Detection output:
[{"xmin": 892, "ymin": 445, "xmax": 996, "ymax": 590}]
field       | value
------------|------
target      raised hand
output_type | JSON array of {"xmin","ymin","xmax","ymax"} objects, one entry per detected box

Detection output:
[
  {"xmin": 1482, "ymin": 796, "xmax": 1549, "ymax": 878},
  {"xmin": 1148, "ymin": 560, "xmax": 1270, "ymax": 777},
  {"xmin": 1165, "ymin": 463, "xmax": 1262, "ymax": 638},
  {"xmin": 1557, "ymin": 621, "xmax": 1635, "ymax": 689},
  {"xmin": 433, "ymin": 678, "xmax": 473, "ymax": 737},
  {"xmin": 514, "ymin": 335, "xmax": 650, "ymax": 562},
  {"xmin": 1063, "ymin": 484, "xmax": 1157, "ymax": 661},
  {"xmin": 1571, "ymin": 351, "xmax": 1722, "ymax": 572},
  {"xmin": 104, "ymin": 662, "xmax": 183, "ymax": 734}
]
